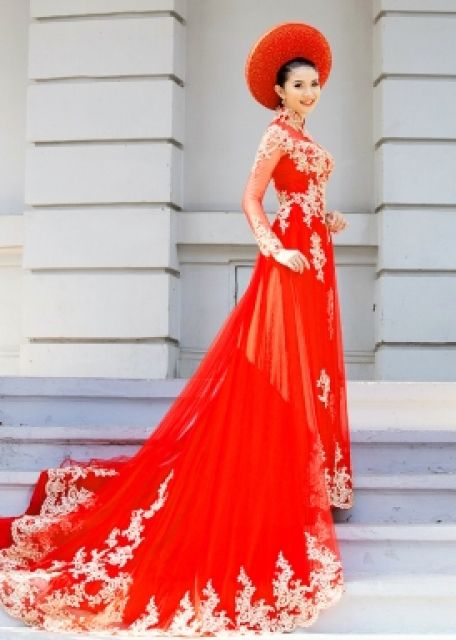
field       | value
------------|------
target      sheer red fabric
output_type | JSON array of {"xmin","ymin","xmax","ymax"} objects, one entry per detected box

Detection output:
[{"xmin": 0, "ymin": 104, "xmax": 353, "ymax": 635}]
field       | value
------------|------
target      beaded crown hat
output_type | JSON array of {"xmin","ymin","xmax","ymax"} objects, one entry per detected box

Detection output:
[{"xmin": 245, "ymin": 21, "xmax": 332, "ymax": 110}]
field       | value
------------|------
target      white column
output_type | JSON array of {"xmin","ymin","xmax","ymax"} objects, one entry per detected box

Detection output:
[
  {"xmin": 0, "ymin": 217, "xmax": 23, "ymax": 374},
  {"xmin": 21, "ymin": 0, "xmax": 186, "ymax": 378},
  {"xmin": 373, "ymin": 0, "xmax": 456, "ymax": 380}
]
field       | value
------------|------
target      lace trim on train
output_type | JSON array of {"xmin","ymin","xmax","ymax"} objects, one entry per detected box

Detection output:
[
  {"xmin": 165, "ymin": 532, "xmax": 343, "ymax": 635},
  {"xmin": 0, "ymin": 466, "xmax": 119, "ymax": 568},
  {"xmin": 0, "ymin": 469, "xmax": 175, "ymax": 630},
  {"xmin": 131, "ymin": 531, "xmax": 343, "ymax": 635},
  {"xmin": 0, "ymin": 466, "xmax": 345, "ymax": 635},
  {"xmin": 316, "ymin": 438, "xmax": 353, "ymax": 510}
]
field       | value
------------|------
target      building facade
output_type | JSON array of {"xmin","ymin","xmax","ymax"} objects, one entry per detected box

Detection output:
[{"xmin": 0, "ymin": 0, "xmax": 454, "ymax": 381}]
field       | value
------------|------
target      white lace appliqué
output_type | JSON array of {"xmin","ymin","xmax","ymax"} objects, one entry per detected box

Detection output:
[
  {"xmin": 0, "ymin": 469, "xmax": 175, "ymax": 632},
  {"xmin": 316, "ymin": 368, "xmax": 331, "ymax": 408},
  {"xmin": 317, "ymin": 439, "xmax": 354, "ymax": 510},
  {"xmin": 271, "ymin": 107, "xmax": 335, "ymax": 179},
  {"xmin": 42, "ymin": 466, "xmax": 118, "ymax": 518},
  {"xmin": 251, "ymin": 124, "xmax": 294, "ymax": 174},
  {"xmin": 0, "ymin": 462, "xmax": 346, "ymax": 635},
  {"xmin": 140, "ymin": 532, "xmax": 343, "ymax": 635},
  {"xmin": 310, "ymin": 232, "xmax": 327, "ymax": 282},
  {"xmin": 253, "ymin": 113, "xmax": 333, "ymax": 191},
  {"xmin": 1, "ymin": 465, "xmax": 119, "ymax": 567},
  {"xmin": 250, "ymin": 215, "xmax": 283, "ymax": 257},
  {"xmin": 276, "ymin": 179, "xmax": 326, "ymax": 233},
  {"xmin": 247, "ymin": 108, "xmax": 334, "ymax": 261}
]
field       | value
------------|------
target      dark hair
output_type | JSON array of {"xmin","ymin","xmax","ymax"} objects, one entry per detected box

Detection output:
[{"xmin": 275, "ymin": 57, "xmax": 318, "ymax": 105}]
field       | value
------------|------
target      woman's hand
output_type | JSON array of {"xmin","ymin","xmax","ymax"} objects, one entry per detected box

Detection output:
[
  {"xmin": 273, "ymin": 248, "xmax": 311, "ymax": 273},
  {"xmin": 325, "ymin": 210, "xmax": 348, "ymax": 233}
]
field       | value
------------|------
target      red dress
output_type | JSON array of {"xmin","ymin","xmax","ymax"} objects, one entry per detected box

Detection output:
[{"xmin": 0, "ymin": 104, "xmax": 353, "ymax": 635}]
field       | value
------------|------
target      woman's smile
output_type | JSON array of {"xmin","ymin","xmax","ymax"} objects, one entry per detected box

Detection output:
[{"xmin": 275, "ymin": 65, "xmax": 321, "ymax": 118}]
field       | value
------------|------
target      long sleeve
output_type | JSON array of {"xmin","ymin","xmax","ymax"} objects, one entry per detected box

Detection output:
[{"xmin": 241, "ymin": 124, "xmax": 289, "ymax": 258}]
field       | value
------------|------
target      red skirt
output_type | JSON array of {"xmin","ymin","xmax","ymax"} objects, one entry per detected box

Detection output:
[{"xmin": 0, "ymin": 210, "xmax": 353, "ymax": 635}]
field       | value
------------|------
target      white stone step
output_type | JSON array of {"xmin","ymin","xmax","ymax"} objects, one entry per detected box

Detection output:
[
  {"xmin": 1, "ymin": 380, "xmax": 455, "ymax": 634},
  {"xmin": 333, "ymin": 473, "xmax": 456, "ymax": 523},
  {"xmin": 1, "ymin": 425, "xmax": 456, "ymax": 473},
  {"xmin": 311, "ymin": 574, "xmax": 456, "ymax": 633},
  {"xmin": 0, "ymin": 426, "xmax": 144, "ymax": 470},
  {"xmin": 338, "ymin": 523, "xmax": 456, "ymax": 574},
  {"xmin": 0, "ymin": 377, "xmax": 187, "ymax": 430},
  {"xmin": 1, "ymin": 378, "xmax": 456, "ymax": 430},
  {"xmin": 1, "ymin": 469, "xmax": 455, "ymax": 574},
  {"xmin": 352, "ymin": 427, "xmax": 456, "ymax": 474},
  {"xmin": 2, "ymin": 470, "xmax": 455, "ymax": 524},
  {"xmin": 1, "ymin": 575, "xmax": 456, "ymax": 633}
]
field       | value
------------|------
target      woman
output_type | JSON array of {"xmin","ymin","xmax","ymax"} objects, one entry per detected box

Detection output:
[{"xmin": 0, "ymin": 21, "xmax": 353, "ymax": 635}]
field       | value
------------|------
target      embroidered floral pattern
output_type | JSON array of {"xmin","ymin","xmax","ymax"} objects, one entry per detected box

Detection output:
[
  {"xmin": 300, "ymin": 179, "xmax": 325, "ymax": 225},
  {"xmin": 316, "ymin": 368, "xmax": 331, "ymax": 408},
  {"xmin": 0, "ymin": 456, "xmax": 343, "ymax": 637},
  {"xmin": 150, "ymin": 533, "xmax": 343, "ymax": 635},
  {"xmin": 276, "ymin": 190, "xmax": 292, "ymax": 233},
  {"xmin": 272, "ymin": 105, "xmax": 335, "ymax": 179},
  {"xmin": 41, "ymin": 465, "xmax": 118, "ymax": 518},
  {"xmin": 251, "ymin": 124, "xmax": 294, "ymax": 174},
  {"xmin": 245, "ymin": 105, "xmax": 334, "ymax": 262},
  {"xmin": 253, "ymin": 102, "xmax": 334, "ymax": 177},
  {"xmin": 234, "ymin": 533, "xmax": 343, "ymax": 632},
  {"xmin": 0, "ymin": 470, "xmax": 175, "ymax": 632},
  {"xmin": 317, "ymin": 439, "xmax": 354, "ymax": 510},
  {"xmin": 0, "ymin": 465, "xmax": 119, "ymax": 568},
  {"xmin": 128, "ymin": 595, "xmax": 160, "ymax": 633},
  {"xmin": 310, "ymin": 232, "xmax": 327, "ymax": 282},
  {"xmin": 0, "ymin": 460, "xmax": 347, "ymax": 635},
  {"xmin": 276, "ymin": 179, "xmax": 326, "ymax": 233},
  {"xmin": 0, "ymin": 104, "xmax": 351, "ymax": 640},
  {"xmin": 112, "ymin": 532, "xmax": 344, "ymax": 636},
  {"xmin": 274, "ymin": 104, "xmax": 307, "ymax": 134},
  {"xmin": 250, "ymin": 213, "xmax": 283, "ymax": 257}
]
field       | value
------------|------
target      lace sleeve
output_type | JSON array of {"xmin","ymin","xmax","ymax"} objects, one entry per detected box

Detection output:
[{"xmin": 241, "ymin": 124, "xmax": 288, "ymax": 258}]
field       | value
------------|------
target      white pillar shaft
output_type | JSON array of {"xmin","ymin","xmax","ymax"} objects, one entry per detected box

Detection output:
[
  {"xmin": 22, "ymin": 0, "xmax": 187, "ymax": 378},
  {"xmin": 373, "ymin": 0, "xmax": 456, "ymax": 380}
]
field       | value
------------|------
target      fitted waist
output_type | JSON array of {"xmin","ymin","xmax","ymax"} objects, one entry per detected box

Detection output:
[{"xmin": 275, "ymin": 187, "xmax": 326, "ymax": 232}]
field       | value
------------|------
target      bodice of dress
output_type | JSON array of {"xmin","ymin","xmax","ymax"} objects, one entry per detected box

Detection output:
[{"xmin": 241, "ymin": 104, "xmax": 335, "ymax": 257}]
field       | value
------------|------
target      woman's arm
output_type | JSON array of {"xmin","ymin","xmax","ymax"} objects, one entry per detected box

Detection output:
[
  {"xmin": 241, "ymin": 125, "xmax": 311, "ymax": 274},
  {"xmin": 241, "ymin": 125, "xmax": 287, "ymax": 258}
]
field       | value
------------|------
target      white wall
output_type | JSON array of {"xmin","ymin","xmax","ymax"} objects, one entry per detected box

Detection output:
[
  {"xmin": 373, "ymin": 0, "xmax": 456, "ymax": 380},
  {"xmin": 0, "ymin": 0, "xmax": 29, "ymax": 215},
  {"xmin": 19, "ymin": 0, "xmax": 186, "ymax": 378},
  {"xmin": 0, "ymin": 1, "xmax": 28, "ymax": 372}
]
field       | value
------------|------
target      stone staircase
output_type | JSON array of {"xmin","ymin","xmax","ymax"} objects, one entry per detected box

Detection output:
[{"xmin": 0, "ymin": 377, "xmax": 455, "ymax": 636}]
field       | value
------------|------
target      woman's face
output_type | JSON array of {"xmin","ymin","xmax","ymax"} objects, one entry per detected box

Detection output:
[{"xmin": 274, "ymin": 65, "xmax": 321, "ymax": 118}]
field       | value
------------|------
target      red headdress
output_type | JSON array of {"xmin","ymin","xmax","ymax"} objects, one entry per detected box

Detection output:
[{"xmin": 245, "ymin": 22, "xmax": 332, "ymax": 110}]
